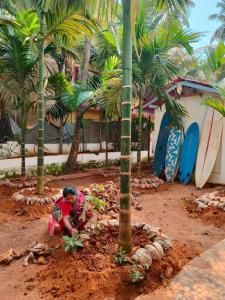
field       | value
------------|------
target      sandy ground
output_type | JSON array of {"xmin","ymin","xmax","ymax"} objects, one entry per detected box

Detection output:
[{"xmin": 0, "ymin": 173, "xmax": 224, "ymax": 300}]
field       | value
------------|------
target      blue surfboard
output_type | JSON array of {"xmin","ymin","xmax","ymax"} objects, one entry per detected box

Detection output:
[
  {"xmin": 165, "ymin": 128, "xmax": 182, "ymax": 183},
  {"xmin": 179, "ymin": 122, "xmax": 199, "ymax": 184},
  {"xmin": 153, "ymin": 112, "xmax": 171, "ymax": 176}
]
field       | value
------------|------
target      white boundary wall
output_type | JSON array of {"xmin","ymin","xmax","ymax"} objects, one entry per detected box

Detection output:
[
  {"xmin": 0, "ymin": 142, "xmax": 115, "ymax": 158},
  {"xmin": 0, "ymin": 151, "xmax": 148, "ymax": 173},
  {"xmin": 153, "ymin": 94, "xmax": 225, "ymax": 185}
]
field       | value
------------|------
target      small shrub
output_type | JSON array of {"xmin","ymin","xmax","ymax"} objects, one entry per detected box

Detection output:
[
  {"xmin": 0, "ymin": 169, "xmax": 19, "ymax": 179},
  {"xmin": 44, "ymin": 163, "xmax": 64, "ymax": 176},
  {"xmin": 63, "ymin": 234, "xmax": 83, "ymax": 255},
  {"xmin": 74, "ymin": 159, "xmax": 119, "ymax": 171},
  {"xmin": 130, "ymin": 264, "xmax": 145, "ymax": 284},
  {"xmin": 115, "ymin": 248, "xmax": 130, "ymax": 266},
  {"xmin": 85, "ymin": 195, "xmax": 105, "ymax": 213}
]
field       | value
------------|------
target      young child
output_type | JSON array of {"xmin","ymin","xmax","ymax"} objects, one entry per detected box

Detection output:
[{"xmin": 48, "ymin": 186, "xmax": 93, "ymax": 236}]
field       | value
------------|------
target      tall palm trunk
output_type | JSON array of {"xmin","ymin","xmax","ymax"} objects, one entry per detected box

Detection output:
[
  {"xmin": 99, "ymin": 108, "xmax": 102, "ymax": 151},
  {"xmin": 0, "ymin": 101, "xmax": 5, "ymax": 120},
  {"xmin": 137, "ymin": 98, "xmax": 143, "ymax": 175},
  {"xmin": 118, "ymin": 0, "xmax": 132, "ymax": 253},
  {"xmin": 59, "ymin": 116, "xmax": 64, "ymax": 154},
  {"xmin": 148, "ymin": 116, "xmax": 151, "ymax": 161},
  {"xmin": 37, "ymin": 13, "xmax": 45, "ymax": 194},
  {"xmin": 105, "ymin": 115, "xmax": 109, "ymax": 167},
  {"xmin": 20, "ymin": 101, "xmax": 27, "ymax": 177},
  {"xmin": 64, "ymin": 110, "xmax": 83, "ymax": 172},
  {"xmin": 80, "ymin": 36, "xmax": 91, "ymax": 82},
  {"xmin": 65, "ymin": 36, "xmax": 91, "ymax": 173}
]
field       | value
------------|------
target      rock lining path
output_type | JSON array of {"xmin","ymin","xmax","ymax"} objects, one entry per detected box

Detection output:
[{"xmin": 136, "ymin": 238, "xmax": 225, "ymax": 300}]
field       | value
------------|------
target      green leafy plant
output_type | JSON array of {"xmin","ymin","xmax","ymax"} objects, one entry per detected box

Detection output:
[
  {"xmin": 74, "ymin": 160, "xmax": 119, "ymax": 171},
  {"xmin": 0, "ymin": 169, "xmax": 19, "ymax": 179},
  {"xmin": 86, "ymin": 195, "xmax": 106, "ymax": 213},
  {"xmin": 114, "ymin": 247, "xmax": 130, "ymax": 266},
  {"xmin": 63, "ymin": 234, "xmax": 83, "ymax": 255},
  {"xmin": 44, "ymin": 163, "xmax": 64, "ymax": 176},
  {"xmin": 130, "ymin": 264, "xmax": 145, "ymax": 284},
  {"xmin": 92, "ymin": 184, "xmax": 105, "ymax": 193}
]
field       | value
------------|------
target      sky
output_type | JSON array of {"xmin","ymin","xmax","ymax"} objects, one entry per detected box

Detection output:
[{"xmin": 189, "ymin": 0, "xmax": 220, "ymax": 48}]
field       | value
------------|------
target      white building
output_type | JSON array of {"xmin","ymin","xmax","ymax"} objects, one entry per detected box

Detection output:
[{"xmin": 143, "ymin": 77, "xmax": 225, "ymax": 185}]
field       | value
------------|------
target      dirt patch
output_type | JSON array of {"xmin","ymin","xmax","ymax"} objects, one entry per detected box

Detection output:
[
  {"xmin": 32, "ymin": 227, "xmax": 188, "ymax": 300},
  {"xmin": 186, "ymin": 202, "xmax": 225, "ymax": 229},
  {"xmin": 0, "ymin": 177, "xmax": 225, "ymax": 300},
  {"xmin": 131, "ymin": 183, "xmax": 225, "ymax": 255},
  {"xmin": 0, "ymin": 185, "xmax": 51, "ymax": 222},
  {"xmin": 0, "ymin": 199, "xmax": 51, "ymax": 222}
]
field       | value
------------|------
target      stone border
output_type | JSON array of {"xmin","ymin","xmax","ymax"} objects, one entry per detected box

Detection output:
[
  {"xmin": 4, "ymin": 178, "xmax": 51, "ymax": 189},
  {"xmin": 12, "ymin": 187, "xmax": 63, "ymax": 205},
  {"xmin": 131, "ymin": 177, "xmax": 164, "ymax": 189},
  {"xmin": 99, "ymin": 220, "xmax": 172, "ymax": 271},
  {"xmin": 194, "ymin": 190, "xmax": 225, "ymax": 211}
]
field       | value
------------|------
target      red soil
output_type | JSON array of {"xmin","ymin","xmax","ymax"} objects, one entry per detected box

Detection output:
[{"xmin": 0, "ymin": 171, "xmax": 225, "ymax": 300}]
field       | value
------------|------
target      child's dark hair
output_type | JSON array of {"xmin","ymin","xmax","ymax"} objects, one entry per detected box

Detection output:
[{"xmin": 63, "ymin": 186, "xmax": 76, "ymax": 197}]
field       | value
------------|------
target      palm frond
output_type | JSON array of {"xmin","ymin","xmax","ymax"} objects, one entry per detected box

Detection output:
[
  {"xmin": 61, "ymin": 83, "xmax": 94, "ymax": 113},
  {"xmin": 0, "ymin": 25, "xmax": 37, "ymax": 92},
  {"xmin": 47, "ymin": 72, "xmax": 73, "ymax": 95},
  {"xmin": 202, "ymin": 97, "xmax": 225, "ymax": 117},
  {"xmin": 44, "ymin": 7, "xmax": 94, "ymax": 47},
  {"xmin": 164, "ymin": 94, "xmax": 188, "ymax": 128},
  {"xmin": 155, "ymin": 0, "xmax": 190, "ymax": 11}
]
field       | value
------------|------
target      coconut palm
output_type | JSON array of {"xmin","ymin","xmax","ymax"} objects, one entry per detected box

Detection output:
[{"xmin": 210, "ymin": 0, "xmax": 225, "ymax": 41}]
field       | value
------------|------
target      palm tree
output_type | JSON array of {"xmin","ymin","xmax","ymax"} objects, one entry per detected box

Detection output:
[
  {"xmin": 62, "ymin": 83, "xmax": 95, "ymax": 166},
  {"xmin": 64, "ymin": 4, "xmax": 121, "ymax": 172},
  {"xmin": 46, "ymin": 73, "xmax": 73, "ymax": 154},
  {"xmin": 64, "ymin": 36, "xmax": 92, "ymax": 173},
  {"xmin": 210, "ymin": 1, "xmax": 225, "ymax": 41},
  {"xmin": 0, "ymin": 25, "xmax": 37, "ymax": 176},
  {"xmin": 117, "ymin": 0, "xmax": 133, "ymax": 253},
  {"xmin": 133, "ymin": 18, "xmax": 199, "ymax": 174},
  {"xmin": 15, "ymin": 1, "xmax": 94, "ymax": 193},
  {"xmin": 118, "ymin": 0, "xmax": 191, "ymax": 252}
]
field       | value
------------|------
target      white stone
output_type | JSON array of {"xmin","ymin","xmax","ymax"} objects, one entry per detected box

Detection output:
[
  {"xmin": 132, "ymin": 248, "xmax": 152, "ymax": 269},
  {"xmin": 155, "ymin": 234, "xmax": 172, "ymax": 251},
  {"xmin": 217, "ymin": 202, "xmax": 225, "ymax": 209},
  {"xmin": 145, "ymin": 244, "xmax": 161, "ymax": 261},
  {"xmin": 152, "ymin": 242, "xmax": 164, "ymax": 259},
  {"xmin": 107, "ymin": 220, "xmax": 119, "ymax": 227},
  {"xmin": 197, "ymin": 203, "xmax": 208, "ymax": 209},
  {"xmin": 212, "ymin": 201, "xmax": 219, "ymax": 207},
  {"xmin": 133, "ymin": 222, "xmax": 145, "ymax": 229},
  {"xmin": 100, "ymin": 220, "xmax": 108, "ymax": 227},
  {"xmin": 79, "ymin": 234, "xmax": 90, "ymax": 241},
  {"xmin": 143, "ymin": 224, "xmax": 161, "ymax": 234}
]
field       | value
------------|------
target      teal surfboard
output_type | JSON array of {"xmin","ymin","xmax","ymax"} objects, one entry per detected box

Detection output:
[
  {"xmin": 165, "ymin": 128, "xmax": 182, "ymax": 183},
  {"xmin": 179, "ymin": 122, "xmax": 199, "ymax": 184},
  {"xmin": 153, "ymin": 112, "xmax": 171, "ymax": 176}
]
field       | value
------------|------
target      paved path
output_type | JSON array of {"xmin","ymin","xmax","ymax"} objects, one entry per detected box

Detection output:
[{"xmin": 136, "ymin": 239, "xmax": 225, "ymax": 300}]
